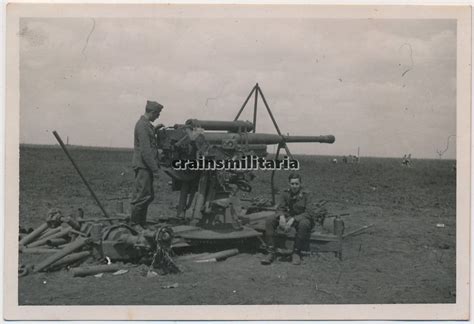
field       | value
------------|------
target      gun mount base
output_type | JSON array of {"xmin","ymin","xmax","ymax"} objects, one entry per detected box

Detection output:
[{"xmin": 174, "ymin": 224, "xmax": 262, "ymax": 247}]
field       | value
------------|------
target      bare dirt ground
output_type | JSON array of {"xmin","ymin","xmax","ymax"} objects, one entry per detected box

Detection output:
[{"xmin": 18, "ymin": 145, "xmax": 456, "ymax": 305}]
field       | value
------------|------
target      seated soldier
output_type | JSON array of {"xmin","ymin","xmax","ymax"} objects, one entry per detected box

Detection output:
[{"xmin": 261, "ymin": 172, "xmax": 313, "ymax": 266}]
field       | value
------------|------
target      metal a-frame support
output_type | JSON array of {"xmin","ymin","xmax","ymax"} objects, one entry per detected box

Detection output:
[{"xmin": 234, "ymin": 83, "xmax": 294, "ymax": 205}]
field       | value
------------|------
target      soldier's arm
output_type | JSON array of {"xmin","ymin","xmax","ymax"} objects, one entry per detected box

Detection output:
[
  {"xmin": 136, "ymin": 123, "xmax": 160, "ymax": 173},
  {"xmin": 303, "ymin": 191, "xmax": 310, "ymax": 210},
  {"xmin": 275, "ymin": 192, "xmax": 288, "ymax": 211}
]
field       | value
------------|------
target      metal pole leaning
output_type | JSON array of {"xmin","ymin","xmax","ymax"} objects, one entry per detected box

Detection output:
[
  {"xmin": 252, "ymin": 83, "xmax": 259, "ymax": 133},
  {"xmin": 271, "ymin": 144, "xmax": 282, "ymax": 205},
  {"xmin": 234, "ymin": 84, "xmax": 257, "ymax": 121},
  {"xmin": 257, "ymin": 86, "xmax": 293, "ymax": 159},
  {"xmin": 52, "ymin": 131, "xmax": 112, "ymax": 223}
]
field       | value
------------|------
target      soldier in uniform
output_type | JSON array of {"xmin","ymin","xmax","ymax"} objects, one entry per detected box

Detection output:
[
  {"xmin": 402, "ymin": 154, "xmax": 412, "ymax": 167},
  {"xmin": 261, "ymin": 173, "xmax": 313, "ymax": 265},
  {"xmin": 130, "ymin": 100, "xmax": 164, "ymax": 228}
]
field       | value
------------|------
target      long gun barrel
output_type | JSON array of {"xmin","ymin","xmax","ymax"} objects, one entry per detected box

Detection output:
[
  {"xmin": 202, "ymin": 132, "xmax": 335, "ymax": 145},
  {"xmin": 186, "ymin": 119, "xmax": 254, "ymax": 132}
]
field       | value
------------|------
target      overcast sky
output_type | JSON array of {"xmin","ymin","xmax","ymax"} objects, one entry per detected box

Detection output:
[{"xmin": 20, "ymin": 18, "xmax": 456, "ymax": 159}]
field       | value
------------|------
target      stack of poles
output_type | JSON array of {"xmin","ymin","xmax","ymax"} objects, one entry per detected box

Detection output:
[{"xmin": 19, "ymin": 221, "xmax": 92, "ymax": 273}]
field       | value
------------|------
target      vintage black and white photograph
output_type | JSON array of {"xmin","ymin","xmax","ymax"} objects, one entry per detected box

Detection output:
[{"xmin": 5, "ymin": 3, "xmax": 471, "ymax": 321}]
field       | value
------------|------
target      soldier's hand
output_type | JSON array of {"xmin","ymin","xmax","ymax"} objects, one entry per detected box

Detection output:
[
  {"xmin": 283, "ymin": 224, "xmax": 292, "ymax": 233},
  {"xmin": 155, "ymin": 123, "xmax": 165, "ymax": 130},
  {"xmin": 286, "ymin": 217, "xmax": 295, "ymax": 228},
  {"xmin": 279, "ymin": 215, "xmax": 286, "ymax": 228}
]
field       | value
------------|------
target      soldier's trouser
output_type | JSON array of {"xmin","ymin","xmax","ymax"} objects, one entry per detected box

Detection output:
[
  {"xmin": 130, "ymin": 168, "xmax": 155, "ymax": 226},
  {"xmin": 265, "ymin": 214, "xmax": 313, "ymax": 251}
]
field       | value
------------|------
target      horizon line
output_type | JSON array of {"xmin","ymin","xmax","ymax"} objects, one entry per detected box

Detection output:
[{"xmin": 19, "ymin": 143, "xmax": 456, "ymax": 161}]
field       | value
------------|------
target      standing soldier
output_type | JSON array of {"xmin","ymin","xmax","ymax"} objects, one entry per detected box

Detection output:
[
  {"xmin": 130, "ymin": 100, "xmax": 164, "ymax": 228},
  {"xmin": 261, "ymin": 173, "xmax": 314, "ymax": 266},
  {"xmin": 407, "ymin": 154, "xmax": 412, "ymax": 167},
  {"xmin": 402, "ymin": 154, "xmax": 412, "ymax": 167}
]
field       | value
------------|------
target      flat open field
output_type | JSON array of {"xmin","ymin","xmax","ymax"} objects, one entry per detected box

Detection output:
[{"xmin": 18, "ymin": 145, "xmax": 456, "ymax": 305}]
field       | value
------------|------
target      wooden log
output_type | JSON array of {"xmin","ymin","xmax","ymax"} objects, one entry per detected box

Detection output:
[
  {"xmin": 37, "ymin": 227, "xmax": 62, "ymax": 241},
  {"xmin": 28, "ymin": 227, "xmax": 71, "ymax": 248},
  {"xmin": 46, "ymin": 238, "xmax": 68, "ymax": 247},
  {"xmin": 343, "ymin": 224, "xmax": 374, "ymax": 239},
  {"xmin": 69, "ymin": 229, "xmax": 88, "ymax": 237},
  {"xmin": 177, "ymin": 252, "xmax": 210, "ymax": 261},
  {"xmin": 34, "ymin": 237, "xmax": 90, "ymax": 272},
  {"xmin": 71, "ymin": 264, "xmax": 121, "ymax": 277},
  {"xmin": 195, "ymin": 249, "xmax": 239, "ymax": 262},
  {"xmin": 19, "ymin": 223, "xmax": 49, "ymax": 246},
  {"xmin": 47, "ymin": 251, "xmax": 91, "ymax": 270},
  {"xmin": 194, "ymin": 258, "xmax": 218, "ymax": 263},
  {"xmin": 20, "ymin": 247, "xmax": 61, "ymax": 254}
]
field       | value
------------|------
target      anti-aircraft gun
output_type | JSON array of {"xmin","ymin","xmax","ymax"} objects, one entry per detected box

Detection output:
[{"xmin": 156, "ymin": 84, "xmax": 335, "ymax": 245}]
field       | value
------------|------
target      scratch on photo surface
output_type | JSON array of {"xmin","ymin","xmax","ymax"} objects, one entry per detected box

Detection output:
[
  {"xmin": 204, "ymin": 85, "xmax": 225, "ymax": 108},
  {"xmin": 436, "ymin": 134, "xmax": 456, "ymax": 158},
  {"xmin": 400, "ymin": 43, "xmax": 414, "ymax": 77},
  {"xmin": 82, "ymin": 18, "xmax": 96, "ymax": 58}
]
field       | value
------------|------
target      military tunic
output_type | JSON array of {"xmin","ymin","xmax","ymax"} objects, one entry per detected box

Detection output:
[
  {"xmin": 130, "ymin": 115, "xmax": 160, "ymax": 225},
  {"xmin": 265, "ymin": 188, "xmax": 314, "ymax": 251},
  {"xmin": 132, "ymin": 115, "xmax": 160, "ymax": 172}
]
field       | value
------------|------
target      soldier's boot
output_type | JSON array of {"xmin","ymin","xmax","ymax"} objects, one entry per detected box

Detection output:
[
  {"xmin": 291, "ymin": 251, "xmax": 301, "ymax": 265},
  {"xmin": 261, "ymin": 247, "xmax": 276, "ymax": 265}
]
